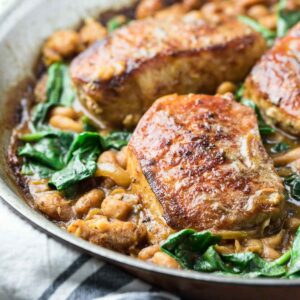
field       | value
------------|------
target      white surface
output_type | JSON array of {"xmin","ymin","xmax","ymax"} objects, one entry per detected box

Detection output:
[
  {"xmin": 0, "ymin": 201, "xmax": 82, "ymax": 300},
  {"xmin": 0, "ymin": 0, "xmax": 14, "ymax": 10}
]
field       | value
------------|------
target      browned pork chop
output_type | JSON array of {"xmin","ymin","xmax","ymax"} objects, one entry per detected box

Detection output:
[
  {"xmin": 127, "ymin": 94, "xmax": 285, "ymax": 243},
  {"xmin": 245, "ymin": 22, "xmax": 300, "ymax": 136},
  {"xmin": 71, "ymin": 17, "xmax": 266, "ymax": 127}
]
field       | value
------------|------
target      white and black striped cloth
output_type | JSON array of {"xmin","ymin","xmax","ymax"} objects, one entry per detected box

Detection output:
[{"xmin": 0, "ymin": 200, "xmax": 180, "ymax": 300}]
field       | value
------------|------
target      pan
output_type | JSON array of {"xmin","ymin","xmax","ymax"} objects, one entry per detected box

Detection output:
[{"xmin": 0, "ymin": 1, "xmax": 299, "ymax": 299}]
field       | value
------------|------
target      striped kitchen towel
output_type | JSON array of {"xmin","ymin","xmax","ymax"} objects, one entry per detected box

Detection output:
[{"xmin": 0, "ymin": 200, "xmax": 180, "ymax": 300}]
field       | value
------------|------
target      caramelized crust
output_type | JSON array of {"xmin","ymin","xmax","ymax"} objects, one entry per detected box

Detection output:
[
  {"xmin": 245, "ymin": 22, "xmax": 300, "ymax": 136},
  {"xmin": 71, "ymin": 17, "xmax": 266, "ymax": 127},
  {"xmin": 128, "ymin": 94, "xmax": 285, "ymax": 242}
]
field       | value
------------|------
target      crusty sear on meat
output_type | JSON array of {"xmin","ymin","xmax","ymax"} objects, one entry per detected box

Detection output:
[
  {"xmin": 127, "ymin": 94, "xmax": 285, "ymax": 244},
  {"xmin": 71, "ymin": 17, "xmax": 266, "ymax": 127},
  {"xmin": 244, "ymin": 22, "xmax": 300, "ymax": 136}
]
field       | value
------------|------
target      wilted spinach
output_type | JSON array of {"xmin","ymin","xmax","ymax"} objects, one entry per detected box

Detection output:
[
  {"xmin": 20, "ymin": 129, "xmax": 74, "ymax": 144},
  {"xmin": 194, "ymin": 246, "xmax": 233, "ymax": 273},
  {"xmin": 277, "ymin": 0, "xmax": 300, "ymax": 38},
  {"xmin": 18, "ymin": 129, "xmax": 131, "ymax": 190},
  {"xmin": 49, "ymin": 132, "xmax": 102, "ymax": 190},
  {"xmin": 238, "ymin": 15, "xmax": 276, "ymax": 46},
  {"xmin": 49, "ymin": 131, "xmax": 131, "ymax": 190},
  {"xmin": 234, "ymin": 86, "xmax": 275, "ymax": 136},
  {"xmin": 270, "ymin": 142, "xmax": 290, "ymax": 154},
  {"xmin": 284, "ymin": 174, "xmax": 300, "ymax": 201},
  {"xmin": 235, "ymin": 84, "xmax": 244, "ymax": 102},
  {"xmin": 20, "ymin": 132, "xmax": 101, "ymax": 190},
  {"xmin": 240, "ymin": 2, "xmax": 300, "ymax": 42},
  {"xmin": 19, "ymin": 130, "xmax": 74, "ymax": 171},
  {"xmin": 32, "ymin": 63, "xmax": 75, "ymax": 129},
  {"xmin": 81, "ymin": 116, "xmax": 98, "ymax": 132},
  {"xmin": 240, "ymin": 98, "xmax": 275, "ymax": 136},
  {"xmin": 161, "ymin": 228, "xmax": 300, "ymax": 278},
  {"xmin": 100, "ymin": 131, "xmax": 132, "ymax": 150},
  {"xmin": 19, "ymin": 139, "xmax": 66, "ymax": 170},
  {"xmin": 20, "ymin": 161, "xmax": 56, "ymax": 179},
  {"xmin": 59, "ymin": 64, "xmax": 76, "ymax": 107},
  {"xmin": 195, "ymin": 247, "xmax": 287, "ymax": 277},
  {"xmin": 161, "ymin": 229, "xmax": 221, "ymax": 268},
  {"xmin": 287, "ymin": 226, "xmax": 300, "ymax": 278},
  {"xmin": 107, "ymin": 16, "xmax": 128, "ymax": 32}
]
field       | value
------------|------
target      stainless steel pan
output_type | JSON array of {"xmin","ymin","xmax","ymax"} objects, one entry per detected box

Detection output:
[{"xmin": 0, "ymin": 1, "xmax": 299, "ymax": 299}]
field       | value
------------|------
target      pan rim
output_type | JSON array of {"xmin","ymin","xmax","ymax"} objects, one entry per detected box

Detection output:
[{"xmin": 1, "ymin": 0, "xmax": 300, "ymax": 288}]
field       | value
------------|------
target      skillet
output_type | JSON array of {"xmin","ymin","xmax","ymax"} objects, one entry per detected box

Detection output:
[{"xmin": 0, "ymin": 0, "xmax": 300, "ymax": 299}]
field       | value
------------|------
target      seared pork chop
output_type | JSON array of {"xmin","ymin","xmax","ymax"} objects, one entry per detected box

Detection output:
[
  {"xmin": 71, "ymin": 17, "xmax": 266, "ymax": 127},
  {"xmin": 127, "ymin": 94, "xmax": 285, "ymax": 244},
  {"xmin": 244, "ymin": 22, "xmax": 300, "ymax": 136}
]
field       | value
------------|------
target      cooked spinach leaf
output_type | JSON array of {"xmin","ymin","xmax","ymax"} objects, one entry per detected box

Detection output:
[
  {"xmin": 32, "ymin": 63, "xmax": 75, "ymax": 129},
  {"xmin": 222, "ymin": 252, "xmax": 287, "ymax": 277},
  {"xmin": 49, "ymin": 132, "xmax": 102, "ymax": 190},
  {"xmin": 49, "ymin": 150, "xmax": 98, "ymax": 190},
  {"xmin": 161, "ymin": 229, "xmax": 221, "ymax": 268},
  {"xmin": 65, "ymin": 132, "xmax": 101, "ymax": 162},
  {"xmin": 287, "ymin": 226, "xmax": 300, "ymax": 278},
  {"xmin": 284, "ymin": 174, "xmax": 300, "ymax": 201},
  {"xmin": 235, "ymin": 84, "xmax": 244, "ymax": 102},
  {"xmin": 240, "ymin": 1, "xmax": 300, "ymax": 42},
  {"xmin": 258, "ymin": 125, "xmax": 276, "ymax": 136},
  {"xmin": 161, "ymin": 229, "xmax": 296, "ymax": 278},
  {"xmin": 81, "ymin": 116, "xmax": 98, "ymax": 132},
  {"xmin": 194, "ymin": 246, "xmax": 233, "ymax": 273},
  {"xmin": 107, "ymin": 16, "xmax": 128, "ymax": 32},
  {"xmin": 18, "ymin": 134, "xmax": 73, "ymax": 170},
  {"xmin": 221, "ymin": 252, "xmax": 258, "ymax": 273},
  {"xmin": 100, "ymin": 131, "xmax": 132, "ymax": 150},
  {"xmin": 21, "ymin": 161, "xmax": 55, "ymax": 178},
  {"xmin": 19, "ymin": 141, "xmax": 64, "ymax": 170},
  {"xmin": 19, "ymin": 130, "xmax": 74, "ymax": 179},
  {"xmin": 20, "ymin": 131, "xmax": 56, "ymax": 142},
  {"xmin": 19, "ymin": 128, "xmax": 131, "ymax": 190},
  {"xmin": 60, "ymin": 65, "xmax": 76, "ymax": 107},
  {"xmin": 270, "ymin": 142, "xmax": 290, "ymax": 154},
  {"xmin": 47, "ymin": 129, "xmax": 130, "ymax": 189},
  {"xmin": 240, "ymin": 98, "xmax": 275, "ymax": 136},
  {"xmin": 194, "ymin": 248, "xmax": 286, "ymax": 277},
  {"xmin": 20, "ymin": 129, "xmax": 74, "ymax": 144},
  {"xmin": 32, "ymin": 64, "xmax": 62, "ymax": 128},
  {"xmin": 238, "ymin": 15, "xmax": 276, "ymax": 46},
  {"xmin": 31, "ymin": 102, "xmax": 54, "ymax": 130},
  {"xmin": 277, "ymin": 0, "xmax": 300, "ymax": 38},
  {"xmin": 235, "ymin": 86, "xmax": 275, "ymax": 136},
  {"xmin": 46, "ymin": 62, "xmax": 65, "ymax": 103}
]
